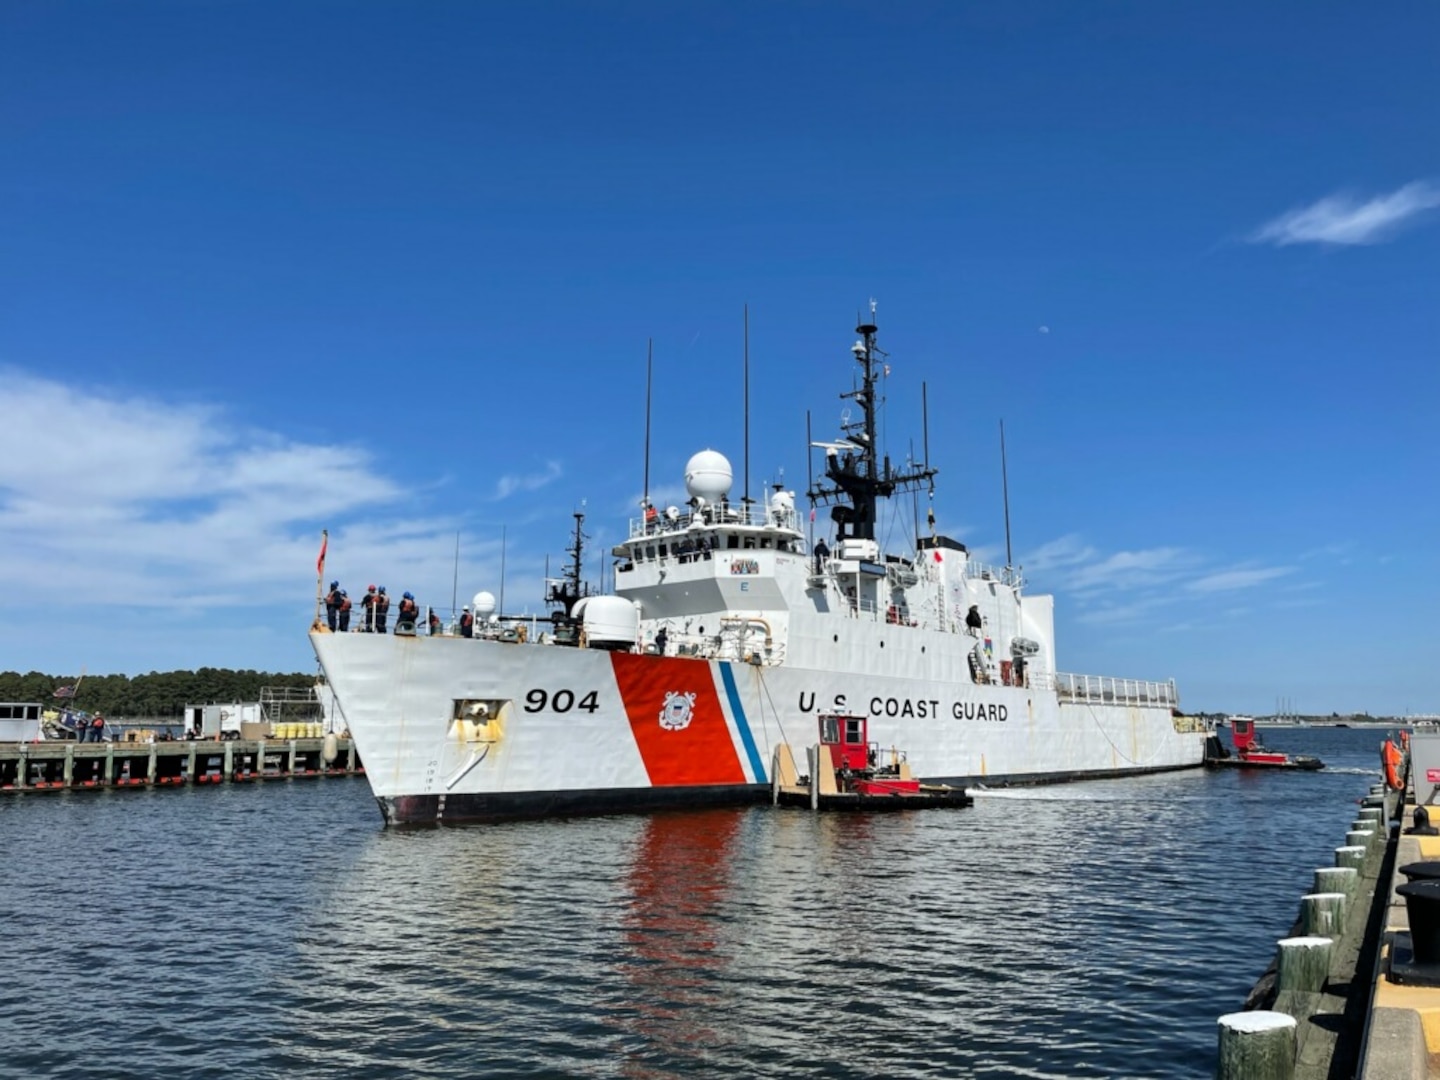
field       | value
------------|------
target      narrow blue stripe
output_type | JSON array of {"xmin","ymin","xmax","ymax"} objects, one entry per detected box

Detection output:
[{"xmin": 719, "ymin": 663, "xmax": 766, "ymax": 784}]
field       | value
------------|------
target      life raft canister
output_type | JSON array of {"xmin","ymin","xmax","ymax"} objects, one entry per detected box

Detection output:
[{"xmin": 1382, "ymin": 738, "xmax": 1404, "ymax": 791}]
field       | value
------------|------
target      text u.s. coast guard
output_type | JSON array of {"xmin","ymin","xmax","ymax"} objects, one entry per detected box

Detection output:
[{"xmin": 797, "ymin": 691, "xmax": 1008, "ymax": 722}]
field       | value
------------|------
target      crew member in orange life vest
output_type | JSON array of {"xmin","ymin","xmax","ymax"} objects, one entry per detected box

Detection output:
[
  {"xmin": 427, "ymin": 608, "xmax": 442, "ymax": 636},
  {"xmin": 361, "ymin": 585, "xmax": 378, "ymax": 632},
  {"xmin": 460, "ymin": 606, "xmax": 475, "ymax": 638},
  {"xmin": 375, "ymin": 586, "xmax": 391, "ymax": 634},
  {"xmin": 337, "ymin": 590, "xmax": 352, "ymax": 632},
  {"xmin": 397, "ymin": 591, "xmax": 419, "ymax": 631},
  {"xmin": 644, "ymin": 502, "xmax": 658, "ymax": 533},
  {"xmin": 325, "ymin": 581, "xmax": 342, "ymax": 630}
]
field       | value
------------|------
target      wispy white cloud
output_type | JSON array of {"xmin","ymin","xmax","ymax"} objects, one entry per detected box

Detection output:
[
  {"xmin": 1186, "ymin": 566, "xmax": 1295, "ymax": 593},
  {"xmin": 1025, "ymin": 535, "xmax": 1200, "ymax": 593},
  {"xmin": 1249, "ymin": 181, "xmax": 1440, "ymax": 246},
  {"xmin": 494, "ymin": 461, "xmax": 562, "ymax": 500},
  {"xmin": 1021, "ymin": 534, "xmax": 1098, "ymax": 574},
  {"xmin": 0, "ymin": 371, "xmax": 500, "ymax": 613},
  {"xmin": 1068, "ymin": 547, "xmax": 1197, "ymax": 592},
  {"xmin": 1074, "ymin": 595, "xmax": 1173, "ymax": 626},
  {"xmin": 1299, "ymin": 542, "xmax": 1353, "ymax": 566},
  {"xmin": 1023, "ymin": 532, "xmax": 1303, "ymax": 629}
]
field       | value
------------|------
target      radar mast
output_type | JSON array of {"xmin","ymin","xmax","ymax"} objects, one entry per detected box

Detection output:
[
  {"xmin": 545, "ymin": 509, "xmax": 592, "ymax": 637},
  {"xmin": 807, "ymin": 304, "xmax": 938, "ymax": 542}
]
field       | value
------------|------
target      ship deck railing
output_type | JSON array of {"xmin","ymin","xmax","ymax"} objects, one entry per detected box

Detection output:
[
  {"xmin": 629, "ymin": 503, "xmax": 802, "ymax": 540},
  {"xmin": 1036, "ymin": 671, "xmax": 1179, "ymax": 708},
  {"xmin": 962, "ymin": 561, "xmax": 1025, "ymax": 589}
]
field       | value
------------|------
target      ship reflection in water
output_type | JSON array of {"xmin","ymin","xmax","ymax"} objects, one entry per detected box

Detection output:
[{"xmin": 612, "ymin": 810, "xmax": 741, "ymax": 1077}]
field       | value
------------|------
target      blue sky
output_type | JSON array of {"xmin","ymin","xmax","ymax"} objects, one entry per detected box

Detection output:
[{"xmin": 2, "ymin": 3, "xmax": 1436, "ymax": 715}]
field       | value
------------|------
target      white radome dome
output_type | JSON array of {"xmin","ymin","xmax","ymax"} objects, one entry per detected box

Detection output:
[
  {"xmin": 685, "ymin": 449, "xmax": 733, "ymax": 503},
  {"xmin": 472, "ymin": 591, "xmax": 497, "ymax": 618}
]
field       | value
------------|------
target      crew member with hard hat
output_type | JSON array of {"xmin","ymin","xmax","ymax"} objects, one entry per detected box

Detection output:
[{"xmin": 397, "ymin": 591, "xmax": 419, "ymax": 632}]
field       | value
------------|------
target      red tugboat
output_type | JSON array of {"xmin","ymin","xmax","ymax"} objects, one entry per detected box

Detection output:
[
  {"xmin": 1210, "ymin": 716, "xmax": 1324, "ymax": 771},
  {"xmin": 771, "ymin": 713, "xmax": 973, "ymax": 810}
]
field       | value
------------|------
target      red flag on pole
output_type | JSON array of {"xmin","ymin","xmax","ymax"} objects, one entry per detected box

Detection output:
[{"xmin": 317, "ymin": 530, "xmax": 328, "ymax": 575}]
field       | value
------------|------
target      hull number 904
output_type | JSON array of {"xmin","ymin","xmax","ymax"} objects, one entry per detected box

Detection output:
[{"xmin": 524, "ymin": 689, "xmax": 601, "ymax": 714}]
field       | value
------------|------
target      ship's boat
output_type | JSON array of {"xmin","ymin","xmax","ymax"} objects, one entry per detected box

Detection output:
[
  {"xmin": 310, "ymin": 309, "xmax": 1212, "ymax": 825},
  {"xmin": 1209, "ymin": 716, "xmax": 1324, "ymax": 771},
  {"xmin": 770, "ymin": 712, "xmax": 973, "ymax": 810}
]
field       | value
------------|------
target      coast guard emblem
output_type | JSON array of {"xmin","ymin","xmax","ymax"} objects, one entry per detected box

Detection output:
[{"xmin": 659, "ymin": 691, "xmax": 697, "ymax": 731}]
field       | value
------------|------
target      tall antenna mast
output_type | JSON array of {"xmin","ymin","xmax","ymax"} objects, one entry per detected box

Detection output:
[
  {"xmin": 805, "ymin": 410, "xmax": 814, "ymax": 548},
  {"xmin": 922, "ymin": 382, "xmax": 932, "ymax": 482},
  {"xmin": 909, "ymin": 438, "xmax": 920, "ymax": 543},
  {"xmin": 1000, "ymin": 419, "xmax": 1013, "ymax": 568},
  {"xmin": 643, "ymin": 338, "xmax": 653, "ymax": 506},
  {"xmin": 807, "ymin": 301, "xmax": 937, "ymax": 542},
  {"xmin": 923, "ymin": 380, "xmax": 936, "ymax": 538},
  {"xmin": 499, "ymin": 524, "xmax": 507, "ymax": 615},
  {"xmin": 546, "ymin": 509, "xmax": 589, "ymax": 618},
  {"xmin": 451, "ymin": 531, "xmax": 459, "ymax": 614},
  {"xmin": 743, "ymin": 304, "xmax": 751, "ymax": 506}
]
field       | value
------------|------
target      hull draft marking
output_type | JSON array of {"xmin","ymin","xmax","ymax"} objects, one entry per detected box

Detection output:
[
  {"xmin": 611, "ymin": 654, "xmax": 745, "ymax": 786},
  {"xmin": 718, "ymin": 663, "xmax": 767, "ymax": 784}
]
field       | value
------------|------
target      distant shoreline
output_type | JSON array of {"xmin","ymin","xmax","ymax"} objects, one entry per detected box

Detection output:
[{"xmin": 1250, "ymin": 719, "xmax": 1417, "ymax": 728}]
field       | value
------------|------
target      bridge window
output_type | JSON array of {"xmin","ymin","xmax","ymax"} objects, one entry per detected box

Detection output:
[
  {"xmin": 844, "ymin": 718, "xmax": 864, "ymax": 743},
  {"xmin": 820, "ymin": 716, "xmax": 839, "ymax": 743}
]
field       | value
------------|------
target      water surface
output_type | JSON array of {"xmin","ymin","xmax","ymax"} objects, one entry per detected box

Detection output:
[{"xmin": 0, "ymin": 725, "xmax": 1385, "ymax": 1078}]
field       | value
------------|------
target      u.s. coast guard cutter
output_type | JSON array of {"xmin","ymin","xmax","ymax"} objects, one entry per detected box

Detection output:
[{"xmin": 311, "ymin": 314, "xmax": 1211, "ymax": 825}]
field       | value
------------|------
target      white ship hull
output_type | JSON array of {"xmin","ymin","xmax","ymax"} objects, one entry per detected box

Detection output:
[
  {"xmin": 312, "ymin": 312, "xmax": 1212, "ymax": 824},
  {"xmin": 312, "ymin": 631, "xmax": 1209, "ymax": 825}
]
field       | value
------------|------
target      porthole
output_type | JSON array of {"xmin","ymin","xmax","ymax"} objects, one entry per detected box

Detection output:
[
  {"xmin": 833, "ymin": 634, "xmax": 839, "ymax": 643},
  {"xmin": 880, "ymin": 641, "xmax": 885, "ymax": 648}
]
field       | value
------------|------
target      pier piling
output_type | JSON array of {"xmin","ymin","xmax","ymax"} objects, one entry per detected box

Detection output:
[
  {"xmin": 1276, "ymin": 936, "xmax": 1334, "ymax": 993},
  {"xmin": 1217, "ymin": 1011, "xmax": 1297, "ymax": 1080},
  {"xmin": 1301, "ymin": 892, "xmax": 1348, "ymax": 937},
  {"xmin": 1336, "ymin": 845, "xmax": 1366, "ymax": 873},
  {"xmin": 0, "ymin": 738, "xmax": 361, "ymax": 794},
  {"xmin": 1314, "ymin": 866, "xmax": 1358, "ymax": 903}
]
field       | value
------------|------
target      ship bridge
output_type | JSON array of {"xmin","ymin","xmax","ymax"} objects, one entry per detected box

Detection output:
[
  {"xmin": 613, "ymin": 490, "xmax": 806, "ymax": 619},
  {"xmin": 613, "ymin": 451, "xmax": 806, "ymax": 664}
]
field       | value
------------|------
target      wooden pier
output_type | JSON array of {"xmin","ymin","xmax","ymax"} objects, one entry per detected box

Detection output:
[{"xmin": 0, "ymin": 738, "xmax": 363, "ymax": 792}]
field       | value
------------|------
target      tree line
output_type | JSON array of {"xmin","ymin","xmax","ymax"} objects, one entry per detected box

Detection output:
[{"xmin": 0, "ymin": 669, "xmax": 317, "ymax": 720}]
